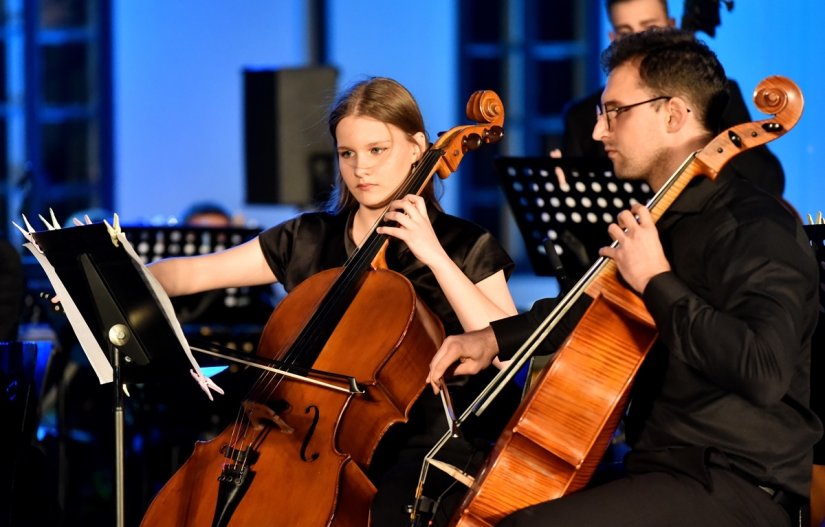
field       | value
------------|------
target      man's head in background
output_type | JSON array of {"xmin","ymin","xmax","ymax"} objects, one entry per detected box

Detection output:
[
  {"xmin": 607, "ymin": 0, "xmax": 675, "ymax": 40},
  {"xmin": 181, "ymin": 202, "xmax": 233, "ymax": 227}
]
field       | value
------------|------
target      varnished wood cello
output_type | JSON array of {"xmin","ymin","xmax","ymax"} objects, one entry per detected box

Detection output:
[
  {"xmin": 426, "ymin": 76, "xmax": 803, "ymax": 527},
  {"xmin": 140, "ymin": 90, "xmax": 504, "ymax": 527}
]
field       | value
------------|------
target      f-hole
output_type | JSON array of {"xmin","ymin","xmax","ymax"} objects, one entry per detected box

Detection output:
[{"xmin": 300, "ymin": 405, "xmax": 320, "ymax": 462}]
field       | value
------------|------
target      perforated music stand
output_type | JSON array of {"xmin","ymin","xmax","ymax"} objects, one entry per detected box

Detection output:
[
  {"xmin": 495, "ymin": 156, "xmax": 653, "ymax": 284},
  {"xmin": 21, "ymin": 220, "xmax": 220, "ymax": 527},
  {"xmin": 122, "ymin": 225, "xmax": 273, "ymax": 352}
]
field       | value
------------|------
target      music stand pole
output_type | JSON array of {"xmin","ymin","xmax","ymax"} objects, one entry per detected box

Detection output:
[{"xmin": 108, "ymin": 324, "xmax": 130, "ymax": 527}]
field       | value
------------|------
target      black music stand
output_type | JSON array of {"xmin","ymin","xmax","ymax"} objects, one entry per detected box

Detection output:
[
  {"xmin": 495, "ymin": 156, "xmax": 653, "ymax": 285},
  {"xmin": 20, "ymin": 220, "xmax": 221, "ymax": 527},
  {"xmin": 122, "ymin": 225, "xmax": 274, "ymax": 357},
  {"xmin": 122, "ymin": 225, "xmax": 273, "ymax": 316}
]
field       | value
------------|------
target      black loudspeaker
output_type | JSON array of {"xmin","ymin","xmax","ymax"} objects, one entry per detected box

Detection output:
[{"xmin": 244, "ymin": 66, "xmax": 338, "ymax": 205}]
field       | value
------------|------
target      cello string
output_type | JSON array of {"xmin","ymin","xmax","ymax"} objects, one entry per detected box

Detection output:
[
  {"xmin": 465, "ymin": 152, "xmax": 698, "ymax": 418},
  {"xmin": 246, "ymin": 151, "xmax": 443, "ymax": 413},
  {"xmin": 261, "ymin": 150, "xmax": 441, "ymax": 373},
  {"xmin": 412, "ymin": 153, "xmax": 701, "ymax": 514},
  {"xmin": 228, "ymin": 150, "xmax": 444, "ymax": 471},
  {"xmin": 252, "ymin": 149, "xmax": 441, "ymax": 399},
  {"xmin": 275, "ymin": 149, "xmax": 442, "ymax": 367}
]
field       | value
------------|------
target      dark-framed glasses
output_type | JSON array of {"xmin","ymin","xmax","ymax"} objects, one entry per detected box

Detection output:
[{"xmin": 596, "ymin": 95, "xmax": 672, "ymax": 131}]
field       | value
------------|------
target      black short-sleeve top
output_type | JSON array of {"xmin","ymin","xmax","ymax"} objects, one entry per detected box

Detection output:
[{"xmin": 258, "ymin": 207, "xmax": 514, "ymax": 336}]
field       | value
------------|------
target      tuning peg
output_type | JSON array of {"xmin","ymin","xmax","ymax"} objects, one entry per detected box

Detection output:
[
  {"xmin": 463, "ymin": 133, "xmax": 482, "ymax": 152},
  {"xmin": 485, "ymin": 126, "xmax": 504, "ymax": 144}
]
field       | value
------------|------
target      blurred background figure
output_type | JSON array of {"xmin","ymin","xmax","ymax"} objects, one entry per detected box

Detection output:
[
  {"xmin": 0, "ymin": 236, "xmax": 24, "ymax": 341},
  {"xmin": 560, "ymin": 0, "xmax": 785, "ymax": 198},
  {"xmin": 180, "ymin": 201, "xmax": 235, "ymax": 227}
]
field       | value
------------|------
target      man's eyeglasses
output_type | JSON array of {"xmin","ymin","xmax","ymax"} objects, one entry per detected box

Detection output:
[{"xmin": 596, "ymin": 95, "xmax": 672, "ymax": 131}]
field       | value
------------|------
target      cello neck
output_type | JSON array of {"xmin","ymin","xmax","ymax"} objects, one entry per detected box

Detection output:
[
  {"xmin": 346, "ymin": 147, "xmax": 445, "ymax": 272},
  {"xmin": 277, "ymin": 148, "xmax": 446, "ymax": 368}
]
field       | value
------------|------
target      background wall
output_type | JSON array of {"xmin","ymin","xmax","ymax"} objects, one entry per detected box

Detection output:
[
  {"xmin": 601, "ymin": 1, "xmax": 825, "ymax": 220},
  {"xmin": 113, "ymin": 0, "xmax": 457, "ymax": 228},
  {"xmin": 699, "ymin": 1, "xmax": 824, "ymax": 220},
  {"xmin": 114, "ymin": 0, "xmax": 825, "ymax": 258}
]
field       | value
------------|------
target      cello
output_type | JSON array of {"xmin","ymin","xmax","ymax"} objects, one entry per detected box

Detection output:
[
  {"xmin": 140, "ymin": 90, "xmax": 505, "ymax": 527},
  {"xmin": 419, "ymin": 76, "xmax": 802, "ymax": 526}
]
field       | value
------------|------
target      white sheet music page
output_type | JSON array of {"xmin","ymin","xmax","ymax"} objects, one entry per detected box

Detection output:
[
  {"xmin": 25, "ymin": 242, "xmax": 115, "ymax": 384},
  {"xmin": 118, "ymin": 231, "xmax": 223, "ymax": 399}
]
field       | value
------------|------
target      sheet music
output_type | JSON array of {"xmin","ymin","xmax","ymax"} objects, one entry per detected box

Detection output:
[
  {"xmin": 118, "ymin": 232, "xmax": 223, "ymax": 399},
  {"xmin": 23, "ymin": 227, "xmax": 223, "ymax": 399},
  {"xmin": 25, "ymin": 242, "xmax": 114, "ymax": 383}
]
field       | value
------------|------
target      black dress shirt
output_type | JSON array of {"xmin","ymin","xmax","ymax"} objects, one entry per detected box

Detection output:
[{"xmin": 257, "ymin": 206, "xmax": 514, "ymax": 336}]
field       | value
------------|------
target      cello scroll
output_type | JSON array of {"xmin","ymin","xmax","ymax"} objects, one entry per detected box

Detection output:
[
  {"xmin": 434, "ymin": 90, "xmax": 504, "ymax": 178},
  {"xmin": 696, "ymin": 75, "xmax": 802, "ymax": 177}
]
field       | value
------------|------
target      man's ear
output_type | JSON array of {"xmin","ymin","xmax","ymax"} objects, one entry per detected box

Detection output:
[{"xmin": 665, "ymin": 97, "xmax": 692, "ymax": 131}]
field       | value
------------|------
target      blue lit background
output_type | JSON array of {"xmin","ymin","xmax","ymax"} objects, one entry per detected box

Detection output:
[{"xmin": 113, "ymin": 0, "xmax": 825, "ymax": 308}]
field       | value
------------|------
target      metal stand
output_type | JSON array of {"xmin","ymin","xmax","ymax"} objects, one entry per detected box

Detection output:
[
  {"xmin": 19, "ymin": 221, "xmax": 218, "ymax": 527},
  {"xmin": 109, "ymin": 324, "xmax": 130, "ymax": 527}
]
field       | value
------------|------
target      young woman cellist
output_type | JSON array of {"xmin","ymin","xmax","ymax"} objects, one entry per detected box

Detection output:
[{"xmin": 145, "ymin": 77, "xmax": 520, "ymax": 525}]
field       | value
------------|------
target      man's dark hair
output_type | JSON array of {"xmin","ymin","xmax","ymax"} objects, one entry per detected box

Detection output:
[{"xmin": 601, "ymin": 28, "xmax": 728, "ymax": 133}]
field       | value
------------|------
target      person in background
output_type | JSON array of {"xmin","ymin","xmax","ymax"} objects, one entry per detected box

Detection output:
[
  {"xmin": 561, "ymin": 0, "xmax": 785, "ymax": 198},
  {"xmin": 147, "ymin": 77, "xmax": 520, "ymax": 526},
  {"xmin": 0, "ymin": 236, "xmax": 24, "ymax": 341},
  {"xmin": 429, "ymin": 29, "xmax": 821, "ymax": 526},
  {"xmin": 180, "ymin": 201, "xmax": 234, "ymax": 227}
]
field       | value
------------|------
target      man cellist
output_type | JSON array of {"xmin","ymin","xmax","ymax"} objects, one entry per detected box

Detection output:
[{"xmin": 428, "ymin": 28, "xmax": 821, "ymax": 526}]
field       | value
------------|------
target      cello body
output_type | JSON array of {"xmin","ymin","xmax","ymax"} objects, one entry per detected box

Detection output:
[
  {"xmin": 453, "ymin": 264, "xmax": 656, "ymax": 527},
  {"xmin": 141, "ymin": 268, "xmax": 443, "ymax": 526},
  {"xmin": 448, "ymin": 76, "xmax": 804, "ymax": 526}
]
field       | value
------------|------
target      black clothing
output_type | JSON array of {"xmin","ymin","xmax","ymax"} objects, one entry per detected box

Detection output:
[
  {"xmin": 258, "ymin": 206, "xmax": 519, "ymax": 525},
  {"xmin": 498, "ymin": 465, "xmax": 793, "ymax": 527},
  {"xmin": 0, "ymin": 238, "xmax": 24, "ymax": 341},
  {"xmin": 491, "ymin": 172, "xmax": 822, "ymax": 525},
  {"xmin": 258, "ymin": 208, "xmax": 514, "ymax": 336},
  {"xmin": 561, "ymin": 80, "xmax": 786, "ymax": 197}
]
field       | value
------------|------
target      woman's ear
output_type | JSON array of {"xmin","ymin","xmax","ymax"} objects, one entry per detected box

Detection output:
[{"xmin": 411, "ymin": 132, "xmax": 427, "ymax": 160}]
